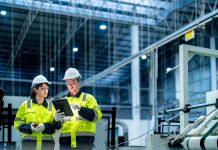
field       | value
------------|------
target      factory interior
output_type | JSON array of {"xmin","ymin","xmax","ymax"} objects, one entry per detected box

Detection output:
[{"xmin": 1, "ymin": 0, "xmax": 218, "ymax": 150}]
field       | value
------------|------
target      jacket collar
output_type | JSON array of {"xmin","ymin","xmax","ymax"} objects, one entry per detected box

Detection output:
[
  {"xmin": 67, "ymin": 91, "xmax": 82, "ymax": 98},
  {"xmin": 32, "ymin": 98, "xmax": 48, "ymax": 108}
]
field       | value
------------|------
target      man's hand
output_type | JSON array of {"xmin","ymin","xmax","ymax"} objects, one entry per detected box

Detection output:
[
  {"xmin": 54, "ymin": 109, "xmax": 65, "ymax": 122},
  {"xmin": 36, "ymin": 123, "xmax": 45, "ymax": 132},
  {"xmin": 71, "ymin": 103, "xmax": 81, "ymax": 111},
  {"xmin": 31, "ymin": 123, "xmax": 38, "ymax": 132}
]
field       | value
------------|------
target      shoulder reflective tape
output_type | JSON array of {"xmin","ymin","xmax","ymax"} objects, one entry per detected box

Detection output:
[
  {"xmin": 48, "ymin": 100, "xmax": 52, "ymax": 111},
  {"xmin": 82, "ymin": 93, "xmax": 87, "ymax": 101},
  {"xmin": 27, "ymin": 99, "xmax": 31, "ymax": 109}
]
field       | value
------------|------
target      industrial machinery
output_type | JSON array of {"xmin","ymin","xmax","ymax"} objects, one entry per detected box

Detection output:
[
  {"xmin": 170, "ymin": 107, "xmax": 218, "ymax": 150},
  {"xmin": 154, "ymin": 98, "xmax": 218, "ymax": 150},
  {"xmin": 159, "ymin": 45, "xmax": 218, "ymax": 150}
]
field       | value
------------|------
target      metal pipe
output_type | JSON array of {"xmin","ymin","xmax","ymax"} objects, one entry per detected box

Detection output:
[
  {"xmin": 159, "ymin": 101, "xmax": 217, "ymax": 115},
  {"xmin": 116, "ymin": 120, "xmax": 129, "ymax": 146}
]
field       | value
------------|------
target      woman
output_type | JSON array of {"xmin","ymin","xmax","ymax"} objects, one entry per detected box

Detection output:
[{"xmin": 14, "ymin": 75, "xmax": 65, "ymax": 150}]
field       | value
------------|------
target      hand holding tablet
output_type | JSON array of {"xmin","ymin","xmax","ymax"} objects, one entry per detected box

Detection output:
[{"xmin": 52, "ymin": 99, "xmax": 74, "ymax": 116}]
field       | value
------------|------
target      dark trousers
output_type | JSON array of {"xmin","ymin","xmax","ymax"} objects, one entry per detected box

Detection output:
[
  {"xmin": 59, "ymin": 136, "xmax": 94, "ymax": 150},
  {"xmin": 22, "ymin": 140, "xmax": 55, "ymax": 150}
]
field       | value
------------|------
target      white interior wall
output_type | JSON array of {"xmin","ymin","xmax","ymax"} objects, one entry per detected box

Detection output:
[{"xmin": 3, "ymin": 96, "xmax": 28, "ymax": 108}]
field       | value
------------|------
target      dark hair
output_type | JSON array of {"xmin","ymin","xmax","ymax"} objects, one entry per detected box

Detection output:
[
  {"xmin": 0, "ymin": 88, "xmax": 5, "ymax": 96},
  {"xmin": 30, "ymin": 83, "xmax": 49, "ymax": 99},
  {"xmin": 0, "ymin": 88, "xmax": 5, "ymax": 108}
]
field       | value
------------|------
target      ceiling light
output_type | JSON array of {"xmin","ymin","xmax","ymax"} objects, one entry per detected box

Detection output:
[
  {"xmin": 0, "ymin": 10, "xmax": 6, "ymax": 16},
  {"xmin": 100, "ymin": 24, "xmax": 107, "ymax": 30},
  {"xmin": 50, "ymin": 67, "xmax": 55, "ymax": 72},
  {"xmin": 141, "ymin": 55, "xmax": 147, "ymax": 60},
  {"xmin": 166, "ymin": 67, "xmax": 171, "ymax": 72},
  {"xmin": 72, "ymin": 47, "xmax": 78, "ymax": 52}
]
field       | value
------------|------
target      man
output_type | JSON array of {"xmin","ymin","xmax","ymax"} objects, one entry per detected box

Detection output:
[{"xmin": 60, "ymin": 68, "xmax": 102, "ymax": 150}]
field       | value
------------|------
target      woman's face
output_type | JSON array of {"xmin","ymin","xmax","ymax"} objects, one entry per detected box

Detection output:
[
  {"xmin": 35, "ymin": 83, "xmax": 49, "ymax": 98},
  {"xmin": 66, "ymin": 78, "xmax": 80, "ymax": 96}
]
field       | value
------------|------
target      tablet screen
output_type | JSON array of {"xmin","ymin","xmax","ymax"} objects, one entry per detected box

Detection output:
[{"xmin": 52, "ymin": 99, "xmax": 74, "ymax": 116}]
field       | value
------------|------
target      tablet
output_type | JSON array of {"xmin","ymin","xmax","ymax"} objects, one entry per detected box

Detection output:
[{"xmin": 52, "ymin": 99, "xmax": 74, "ymax": 116}]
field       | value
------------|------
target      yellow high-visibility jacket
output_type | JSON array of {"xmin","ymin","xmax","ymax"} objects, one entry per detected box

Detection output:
[
  {"xmin": 61, "ymin": 91, "xmax": 102, "ymax": 147},
  {"xmin": 14, "ymin": 99, "xmax": 61, "ymax": 150}
]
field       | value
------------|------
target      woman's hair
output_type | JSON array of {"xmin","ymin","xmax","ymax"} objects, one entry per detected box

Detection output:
[
  {"xmin": 30, "ymin": 83, "xmax": 49, "ymax": 99},
  {"xmin": 0, "ymin": 88, "xmax": 5, "ymax": 97}
]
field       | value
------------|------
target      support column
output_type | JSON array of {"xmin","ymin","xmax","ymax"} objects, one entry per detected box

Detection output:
[
  {"xmin": 150, "ymin": 49, "xmax": 158, "ymax": 130},
  {"xmin": 131, "ymin": 25, "xmax": 141, "ymax": 145},
  {"xmin": 175, "ymin": 54, "xmax": 180, "ymax": 103},
  {"xmin": 179, "ymin": 45, "xmax": 189, "ymax": 132},
  {"xmin": 210, "ymin": 37, "xmax": 216, "ymax": 90},
  {"xmin": 207, "ymin": 37, "xmax": 217, "ymax": 113}
]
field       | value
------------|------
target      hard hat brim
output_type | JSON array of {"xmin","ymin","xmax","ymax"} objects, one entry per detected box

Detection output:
[
  {"xmin": 31, "ymin": 81, "xmax": 51, "ymax": 88},
  {"xmin": 63, "ymin": 76, "xmax": 81, "ymax": 80}
]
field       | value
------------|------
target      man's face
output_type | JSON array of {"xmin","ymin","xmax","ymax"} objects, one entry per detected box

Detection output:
[{"xmin": 66, "ymin": 78, "xmax": 80, "ymax": 95}]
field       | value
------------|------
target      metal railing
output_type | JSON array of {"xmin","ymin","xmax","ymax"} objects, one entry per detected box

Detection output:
[
  {"xmin": 157, "ymin": 99, "xmax": 218, "ymax": 134},
  {"xmin": 94, "ymin": 107, "xmax": 116, "ymax": 150},
  {"xmin": 0, "ymin": 103, "xmax": 16, "ymax": 150}
]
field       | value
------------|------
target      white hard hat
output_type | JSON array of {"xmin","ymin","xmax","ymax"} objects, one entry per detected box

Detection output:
[
  {"xmin": 63, "ymin": 68, "xmax": 82, "ymax": 80},
  {"xmin": 32, "ymin": 75, "xmax": 50, "ymax": 88}
]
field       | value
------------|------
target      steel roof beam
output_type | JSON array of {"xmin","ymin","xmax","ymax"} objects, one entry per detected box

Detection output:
[{"xmin": 0, "ymin": 0, "xmax": 157, "ymax": 25}]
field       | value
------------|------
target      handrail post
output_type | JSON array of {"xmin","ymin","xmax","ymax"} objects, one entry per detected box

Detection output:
[
  {"xmin": 8, "ymin": 104, "xmax": 12, "ymax": 143},
  {"xmin": 111, "ymin": 107, "xmax": 116, "ymax": 148}
]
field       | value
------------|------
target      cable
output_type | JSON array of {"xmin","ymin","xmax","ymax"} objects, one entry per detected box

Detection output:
[
  {"xmin": 107, "ymin": 112, "xmax": 183, "ymax": 149},
  {"xmin": 145, "ymin": 141, "xmax": 171, "ymax": 149}
]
